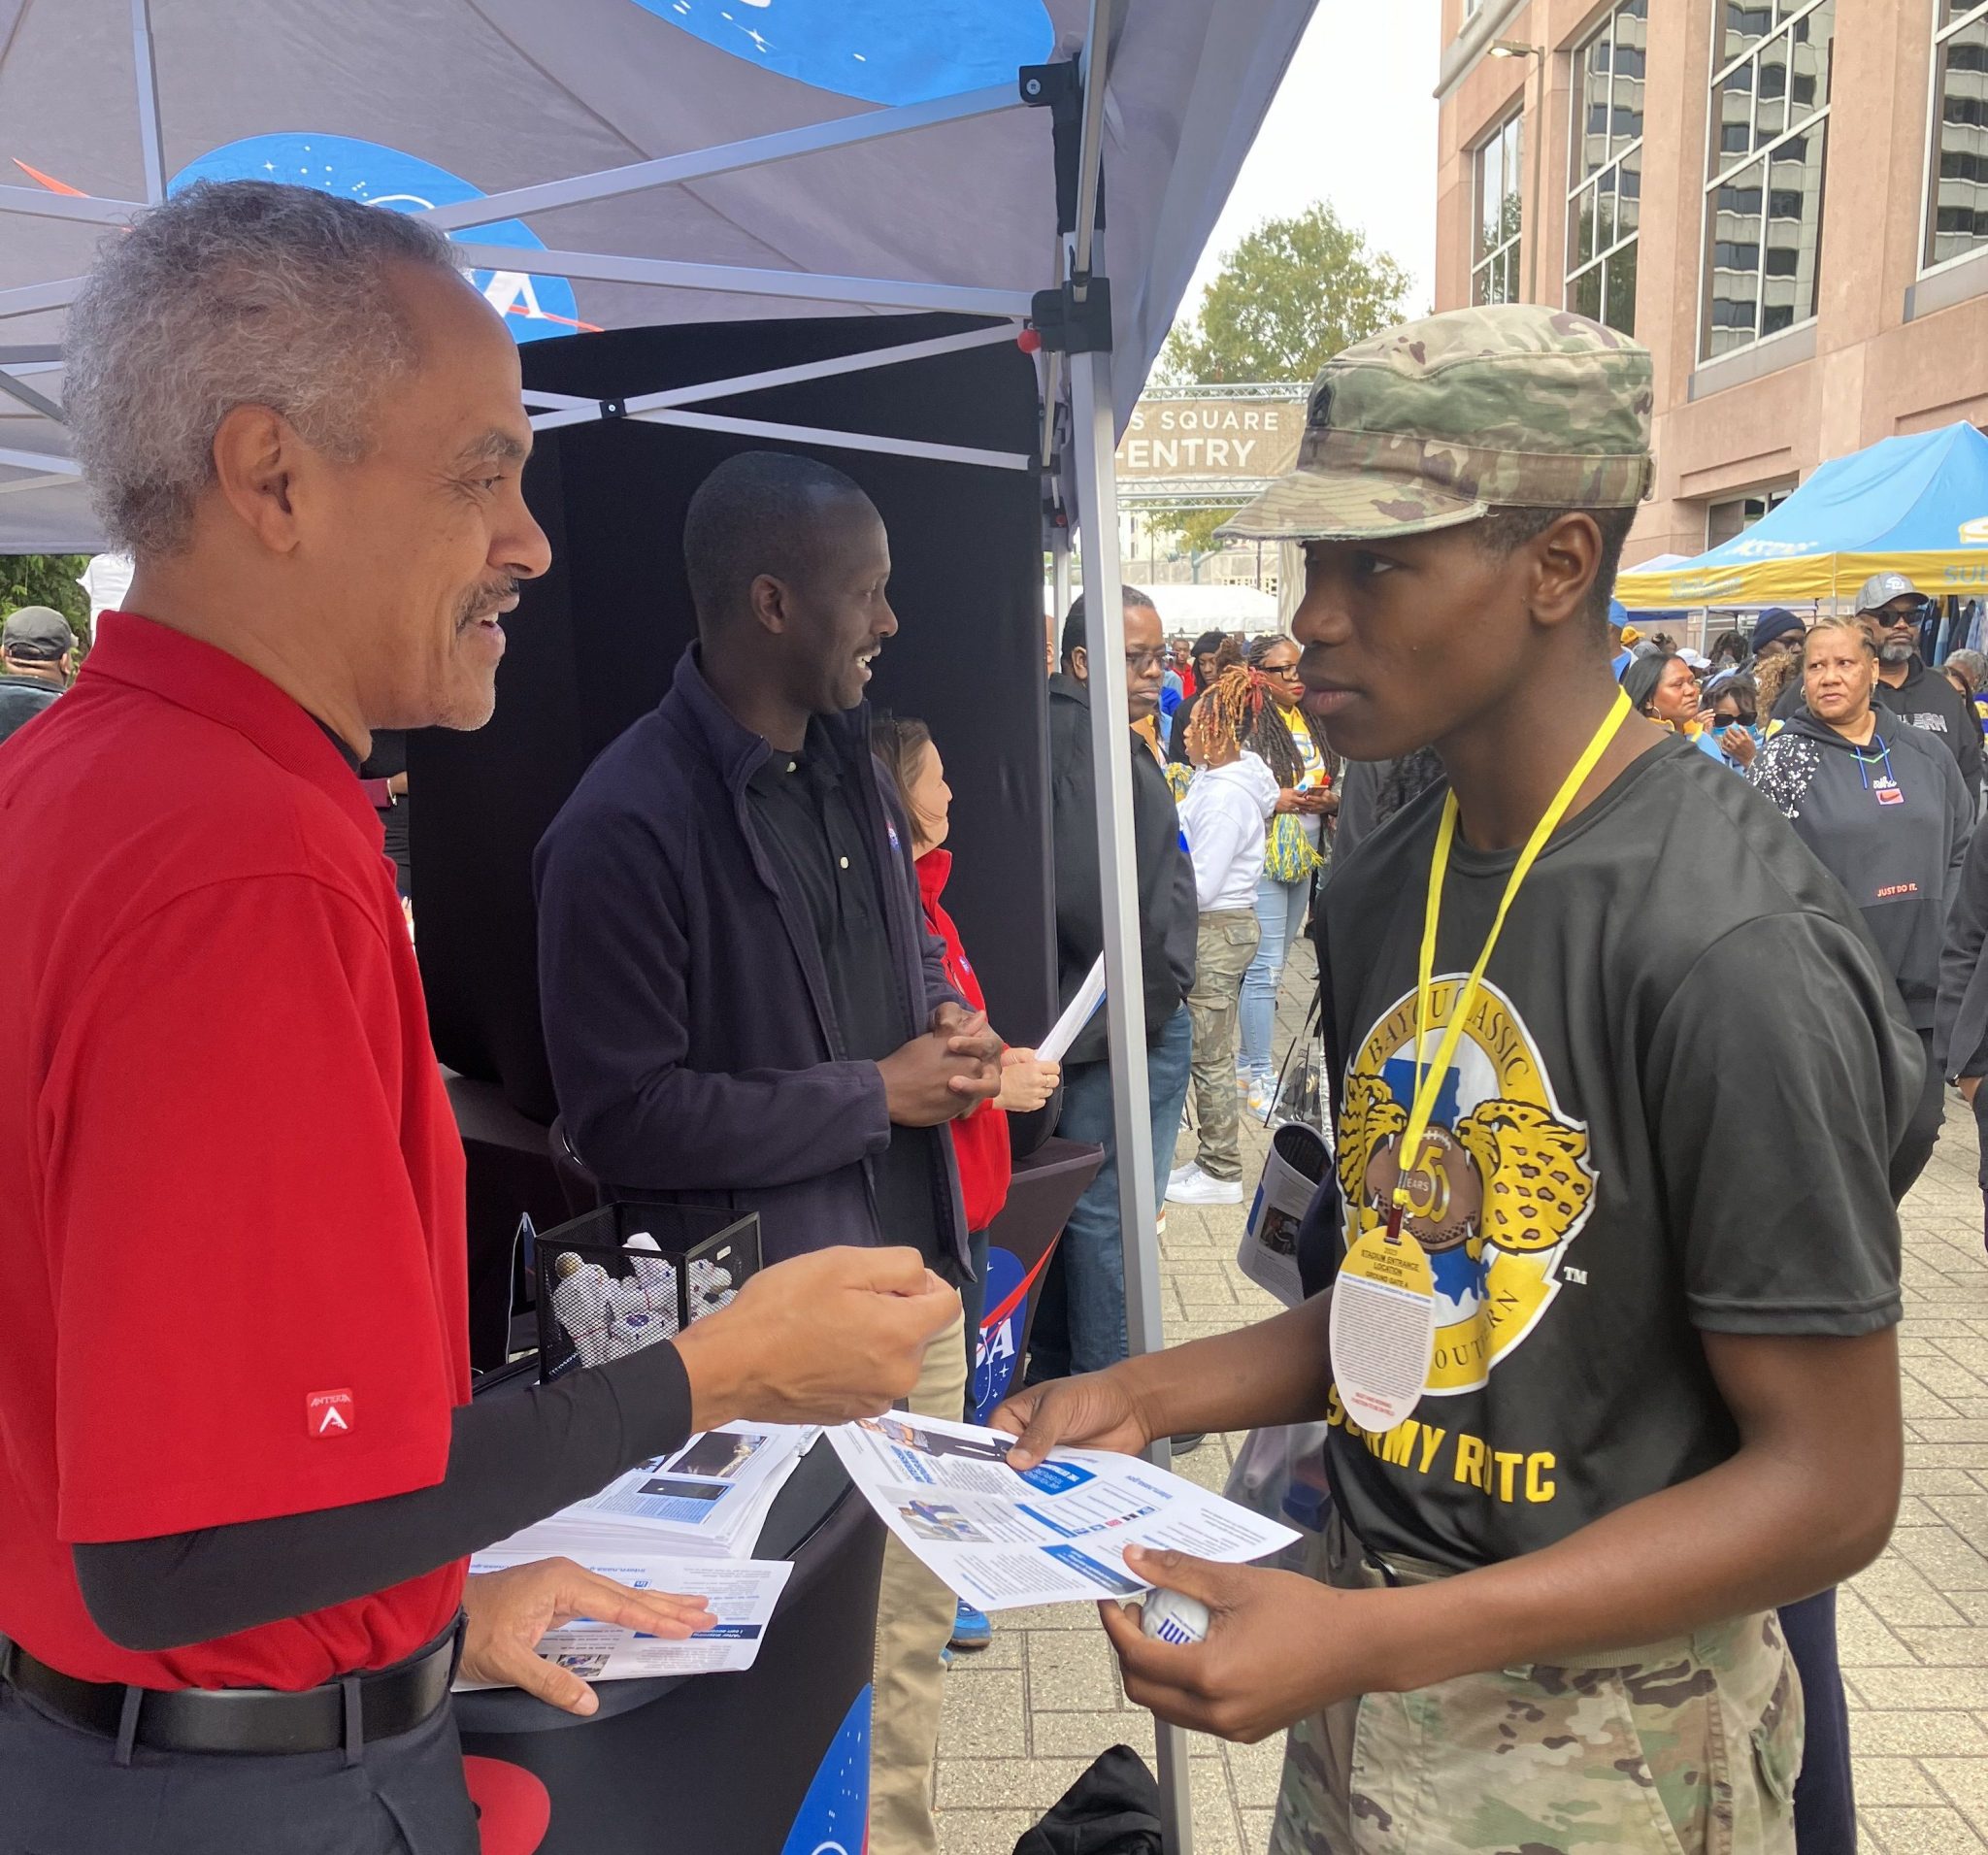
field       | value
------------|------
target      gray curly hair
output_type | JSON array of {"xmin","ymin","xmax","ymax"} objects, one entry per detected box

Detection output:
[
  {"xmin": 1945, "ymin": 648, "xmax": 1988, "ymax": 696},
  {"xmin": 64, "ymin": 180, "xmax": 466, "ymax": 557}
]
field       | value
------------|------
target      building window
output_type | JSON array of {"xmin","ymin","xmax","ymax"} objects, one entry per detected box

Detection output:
[
  {"xmin": 1706, "ymin": 481, "xmax": 1795, "ymax": 548},
  {"xmin": 1701, "ymin": 0, "xmax": 1834, "ymax": 360},
  {"xmin": 1928, "ymin": 3, "xmax": 1988, "ymax": 270},
  {"xmin": 1568, "ymin": 0, "xmax": 1646, "ymax": 334},
  {"xmin": 1474, "ymin": 113, "xmax": 1524, "ymax": 305}
]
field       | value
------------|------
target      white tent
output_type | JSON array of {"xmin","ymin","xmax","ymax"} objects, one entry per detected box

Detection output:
[
  {"xmin": 1136, "ymin": 581, "xmax": 1282, "ymax": 636},
  {"xmin": 0, "ymin": 13, "xmax": 1313, "ymax": 1839}
]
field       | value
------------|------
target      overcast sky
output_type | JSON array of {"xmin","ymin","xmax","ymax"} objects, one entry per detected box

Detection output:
[{"xmin": 1180, "ymin": 4, "xmax": 1441, "ymax": 324}]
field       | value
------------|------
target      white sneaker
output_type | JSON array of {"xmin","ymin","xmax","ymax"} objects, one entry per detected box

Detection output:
[
  {"xmin": 1168, "ymin": 1164, "xmax": 1245, "ymax": 1207},
  {"xmin": 1168, "ymin": 1160, "xmax": 1199, "ymax": 1188}
]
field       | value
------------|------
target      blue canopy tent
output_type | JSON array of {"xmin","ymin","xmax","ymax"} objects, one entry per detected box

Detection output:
[{"xmin": 1618, "ymin": 421, "xmax": 1988, "ymax": 610}]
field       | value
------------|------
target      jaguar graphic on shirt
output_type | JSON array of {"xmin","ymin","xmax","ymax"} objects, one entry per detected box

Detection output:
[{"xmin": 1337, "ymin": 976, "xmax": 1597, "ymax": 1394}]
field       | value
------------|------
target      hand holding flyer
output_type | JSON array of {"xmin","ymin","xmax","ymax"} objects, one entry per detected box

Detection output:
[{"xmin": 827, "ymin": 1408, "xmax": 1298, "ymax": 1612}]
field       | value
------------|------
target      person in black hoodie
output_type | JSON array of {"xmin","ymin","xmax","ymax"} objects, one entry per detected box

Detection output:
[
  {"xmin": 1034, "ymin": 588, "xmax": 1197, "ymax": 1379},
  {"xmin": 1860, "ymin": 569, "xmax": 1983, "ymax": 806},
  {"xmin": 1751, "ymin": 614, "xmax": 1971, "ymax": 1198}
]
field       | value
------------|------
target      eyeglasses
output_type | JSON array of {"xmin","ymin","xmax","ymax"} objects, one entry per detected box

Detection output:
[
  {"xmin": 1715, "ymin": 712, "xmax": 1757, "ymax": 729},
  {"xmin": 1260, "ymin": 661, "xmax": 1302, "ymax": 680},
  {"xmin": 1125, "ymin": 648, "xmax": 1168, "ymax": 674}
]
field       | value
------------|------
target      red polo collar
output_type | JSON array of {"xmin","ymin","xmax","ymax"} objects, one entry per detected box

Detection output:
[{"xmin": 83, "ymin": 612, "xmax": 381, "ymax": 845}]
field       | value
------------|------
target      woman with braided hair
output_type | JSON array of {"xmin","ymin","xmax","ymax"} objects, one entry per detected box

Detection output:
[
  {"xmin": 1235, "ymin": 634, "xmax": 1339, "ymax": 1115},
  {"xmin": 1167, "ymin": 666, "xmax": 1281, "ymax": 1206}
]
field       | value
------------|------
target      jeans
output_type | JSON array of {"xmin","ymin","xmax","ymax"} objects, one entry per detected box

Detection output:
[
  {"xmin": 1241, "ymin": 870, "xmax": 1310, "ymax": 1077},
  {"xmin": 1889, "ymin": 1027, "xmax": 1945, "ymax": 1204},
  {"xmin": 1779, "ymin": 1587, "xmax": 1854, "ymax": 1855},
  {"xmin": 1030, "ymin": 1006, "xmax": 1193, "ymax": 1378}
]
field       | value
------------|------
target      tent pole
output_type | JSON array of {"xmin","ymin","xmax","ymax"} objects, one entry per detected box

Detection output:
[
  {"xmin": 419, "ymin": 83, "xmax": 1024, "ymax": 232},
  {"xmin": 443, "ymin": 241, "xmax": 1033, "ymax": 319},
  {"xmin": 1070, "ymin": 338, "xmax": 1195, "ymax": 1855},
  {"xmin": 1066, "ymin": 2, "xmax": 1190, "ymax": 1844},
  {"xmin": 129, "ymin": 0, "xmax": 166, "ymax": 204}
]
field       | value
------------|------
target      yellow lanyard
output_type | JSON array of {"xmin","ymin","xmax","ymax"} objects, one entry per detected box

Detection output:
[{"xmin": 1392, "ymin": 688, "xmax": 1634, "ymax": 1217}]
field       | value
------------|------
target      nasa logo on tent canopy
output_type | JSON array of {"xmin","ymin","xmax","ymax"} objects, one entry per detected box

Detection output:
[
  {"xmin": 170, "ymin": 134, "xmax": 588, "ymax": 346},
  {"xmin": 1960, "ymin": 515, "xmax": 1988, "ymax": 546},
  {"xmin": 632, "ymin": 0, "xmax": 1054, "ymax": 106}
]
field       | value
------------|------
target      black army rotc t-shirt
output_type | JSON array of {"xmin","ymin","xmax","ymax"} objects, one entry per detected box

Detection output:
[{"xmin": 1314, "ymin": 737, "xmax": 1917, "ymax": 1573}]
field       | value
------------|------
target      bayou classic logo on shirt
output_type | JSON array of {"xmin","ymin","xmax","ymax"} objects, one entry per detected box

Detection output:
[{"xmin": 1338, "ymin": 977, "xmax": 1596, "ymax": 1392}]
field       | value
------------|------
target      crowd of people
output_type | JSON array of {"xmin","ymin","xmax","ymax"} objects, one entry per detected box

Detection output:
[{"xmin": 0, "ymin": 175, "xmax": 1980, "ymax": 1855}]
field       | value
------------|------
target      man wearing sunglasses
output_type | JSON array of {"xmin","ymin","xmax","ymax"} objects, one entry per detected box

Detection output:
[
  {"xmin": 1037, "ymin": 589, "xmax": 1198, "ymax": 1382},
  {"xmin": 1860, "ymin": 571, "xmax": 1982, "ymax": 807}
]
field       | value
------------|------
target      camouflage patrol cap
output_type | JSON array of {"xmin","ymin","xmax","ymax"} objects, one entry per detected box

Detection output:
[{"xmin": 1219, "ymin": 304, "xmax": 1654, "ymax": 543}]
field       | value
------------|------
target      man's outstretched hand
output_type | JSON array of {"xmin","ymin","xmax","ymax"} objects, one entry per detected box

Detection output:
[
  {"xmin": 677, "ymin": 1244, "xmax": 959, "ymax": 1429},
  {"xmin": 990, "ymin": 1369, "xmax": 1154, "ymax": 1470}
]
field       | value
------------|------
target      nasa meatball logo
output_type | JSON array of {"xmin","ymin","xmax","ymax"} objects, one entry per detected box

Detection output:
[
  {"xmin": 632, "ymin": 0, "xmax": 1054, "ymax": 107},
  {"xmin": 168, "ymin": 134, "xmax": 588, "ymax": 345},
  {"xmin": 1339, "ymin": 977, "xmax": 1596, "ymax": 1394}
]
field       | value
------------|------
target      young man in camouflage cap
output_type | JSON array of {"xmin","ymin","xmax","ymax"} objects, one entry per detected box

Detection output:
[{"xmin": 993, "ymin": 306, "xmax": 1911, "ymax": 1853}]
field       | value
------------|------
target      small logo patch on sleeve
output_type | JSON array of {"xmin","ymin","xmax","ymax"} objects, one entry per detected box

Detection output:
[{"xmin": 307, "ymin": 1389, "xmax": 355, "ymax": 1438}]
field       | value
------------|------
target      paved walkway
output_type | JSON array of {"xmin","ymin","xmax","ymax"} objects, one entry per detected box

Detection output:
[{"xmin": 932, "ymin": 951, "xmax": 1988, "ymax": 1853}]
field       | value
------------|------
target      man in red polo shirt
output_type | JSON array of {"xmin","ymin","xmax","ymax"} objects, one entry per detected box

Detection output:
[{"xmin": 0, "ymin": 181, "xmax": 961, "ymax": 1853}]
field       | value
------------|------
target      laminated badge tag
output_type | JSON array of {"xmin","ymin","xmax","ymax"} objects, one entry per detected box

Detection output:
[{"xmin": 1329, "ymin": 1202, "xmax": 1438, "ymax": 1434}]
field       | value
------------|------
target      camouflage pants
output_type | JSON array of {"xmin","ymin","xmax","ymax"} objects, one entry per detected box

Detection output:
[
  {"xmin": 1185, "ymin": 910, "xmax": 1261, "ymax": 1180},
  {"xmin": 1269, "ymin": 1517, "xmax": 1804, "ymax": 1855}
]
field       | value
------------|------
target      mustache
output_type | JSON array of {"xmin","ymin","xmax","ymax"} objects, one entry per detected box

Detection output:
[{"xmin": 455, "ymin": 580, "xmax": 519, "ymax": 628}]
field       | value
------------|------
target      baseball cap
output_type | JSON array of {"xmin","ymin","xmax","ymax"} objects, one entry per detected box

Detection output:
[
  {"xmin": 1855, "ymin": 571, "xmax": 1921, "ymax": 613},
  {"xmin": 1677, "ymin": 647, "xmax": 1712, "ymax": 671},
  {"xmin": 0, "ymin": 605, "xmax": 72, "ymax": 662},
  {"xmin": 1219, "ymin": 304, "xmax": 1654, "ymax": 543}
]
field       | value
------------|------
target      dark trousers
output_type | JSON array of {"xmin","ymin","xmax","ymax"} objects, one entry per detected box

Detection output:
[
  {"xmin": 0, "ymin": 1680, "xmax": 477, "ymax": 1855},
  {"xmin": 1974, "ymin": 1080, "xmax": 1988, "ymax": 1255},
  {"xmin": 1779, "ymin": 1588, "xmax": 1855, "ymax": 1855},
  {"xmin": 959, "ymin": 1226, "xmax": 989, "ymax": 1419},
  {"xmin": 1889, "ymin": 1027, "xmax": 1946, "ymax": 1203}
]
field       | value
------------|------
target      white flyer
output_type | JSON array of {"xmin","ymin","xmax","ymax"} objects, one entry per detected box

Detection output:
[
  {"xmin": 1037, "ymin": 954, "xmax": 1107, "ymax": 1065},
  {"xmin": 493, "ymin": 1422, "xmax": 812, "ymax": 1560},
  {"xmin": 456, "ymin": 1553, "xmax": 795, "ymax": 1685},
  {"xmin": 827, "ymin": 1409, "xmax": 1299, "ymax": 1612}
]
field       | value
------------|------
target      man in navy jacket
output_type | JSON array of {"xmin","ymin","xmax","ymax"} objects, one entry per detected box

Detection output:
[
  {"xmin": 534, "ymin": 449, "xmax": 1001, "ymax": 1855},
  {"xmin": 535, "ymin": 456, "xmax": 1000, "ymax": 1270}
]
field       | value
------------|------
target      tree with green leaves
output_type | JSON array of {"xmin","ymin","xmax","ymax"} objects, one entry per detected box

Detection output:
[
  {"xmin": 1, "ymin": 554, "xmax": 91, "ymax": 652},
  {"xmin": 1149, "ymin": 203, "xmax": 1411, "ymax": 555}
]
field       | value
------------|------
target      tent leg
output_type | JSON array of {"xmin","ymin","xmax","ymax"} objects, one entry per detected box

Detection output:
[
  {"xmin": 130, "ymin": 0, "xmax": 166, "ymax": 204},
  {"xmin": 1068, "ymin": 339, "xmax": 1195, "ymax": 1855}
]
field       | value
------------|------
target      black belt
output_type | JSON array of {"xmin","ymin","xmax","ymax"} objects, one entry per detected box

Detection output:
[{"xmin": 0, "ymin": 1618, "xmax": 460, "ymax": 1760}]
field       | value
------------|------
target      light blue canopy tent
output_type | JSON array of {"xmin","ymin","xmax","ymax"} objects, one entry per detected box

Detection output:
[{"xmin": 1619, "ymin": 421, "xmax": 1988, "ymax": 609}]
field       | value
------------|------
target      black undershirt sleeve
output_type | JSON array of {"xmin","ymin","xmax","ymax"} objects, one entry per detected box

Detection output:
[{"xmin": 72, "ymin": 1338, "xmax": 694, "ymax": 1653}]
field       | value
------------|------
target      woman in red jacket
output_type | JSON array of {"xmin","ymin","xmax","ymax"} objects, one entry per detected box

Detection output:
[
  {"xmin": 874, "ymin": 717, "xmax": 1059, "ymax": 1648},
  {"xmin": 874, "ymin": 716, "xmax": 1060, "ymax": 1318}
]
